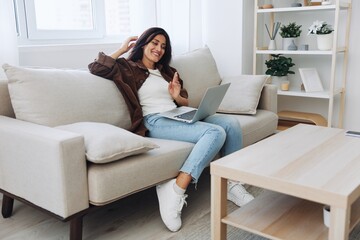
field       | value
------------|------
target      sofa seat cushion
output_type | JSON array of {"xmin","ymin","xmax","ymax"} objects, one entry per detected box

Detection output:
[
  {"xmin": 3, "ymin": 64, "xmax": 131, "ymax": 129},
  {"xmin": 220, "ymin": 110, "xmax": 278, "ymax": 147},
  {"xmin": 56, "ymin": 122, "xmax": 159, "ymax": 164},
  {"xmin": 87, "ymin": 138, "xmax": 194, "ymax": 205}
]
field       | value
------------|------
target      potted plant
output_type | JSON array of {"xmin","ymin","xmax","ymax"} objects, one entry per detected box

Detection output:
[
  {"xmin": 308, "ymin": 20, "xmax": 334, "ymax": 50},
  {"xmin": 279, "ymin": 22, "xmax": 302, "ymax": 50},
  {"xmin": 265, "ymin": 54, "xmax": 295, "ymax": 90}
]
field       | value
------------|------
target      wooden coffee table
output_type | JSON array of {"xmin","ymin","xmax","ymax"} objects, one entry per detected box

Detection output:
[{"xmin": 211, "ymin": 124, "xmax": 360, "ymax": 240}]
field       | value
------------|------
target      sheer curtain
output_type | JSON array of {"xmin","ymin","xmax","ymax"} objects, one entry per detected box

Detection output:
[
  {"xmin": 155, "ymin": 0, "xmax": 203, "ymax": 55},
  {"xmin": 0, "ymin": 0, "xmax": 19, "ymax": 79}
]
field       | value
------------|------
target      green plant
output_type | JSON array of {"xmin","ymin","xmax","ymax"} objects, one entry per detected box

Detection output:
[
  {"xmin": 265, "ymin": 54, "xmax": 295, "ymax": 77},
  {"xmin": 279, "ymin": 22, "xmax": 302, "ymax": 38}
]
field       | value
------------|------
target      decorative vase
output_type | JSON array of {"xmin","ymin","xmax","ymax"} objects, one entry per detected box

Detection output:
[
  {"xmin": 268, "ymin": 40, "xmax": 276, "ymax": 50},
  {"xmin": 287, "ymin": 40, "xmax": 298, "ymax": 51},
  {"xmin": 316, "ymin": 32, "xmax": 333, "ymax": 50},
  {"xmin": 282, "ymin": 37, "xmax": 296, "ymax": 50}
]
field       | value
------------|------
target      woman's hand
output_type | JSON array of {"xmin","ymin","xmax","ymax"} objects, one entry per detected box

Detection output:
[
  {"xmin": 110, "ymin": 36, "xmax": 138, "ymax": 59},
  {"xmin": 169, "ymin": 72, "xmax": 181, "ymax": 99},
  {"xmin": 169, "ymin": 72, "xmax": 188, "ymax": 106}
]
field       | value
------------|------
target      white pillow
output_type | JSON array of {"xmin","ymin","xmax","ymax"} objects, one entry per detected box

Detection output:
[
  {"xmin": 3, "ymin": 64, "xmax": 131, "ymax": 129},
  {"xmin": 56, "ymin": 122, "xmax": 159, "ymax": 164},
  {"xmin": 171, "ymin": 47, "xmax": 221, "ymax": 108},
  {"xmin": 218, "ymin": 75, "xmax": 270, "ymax": 115}
]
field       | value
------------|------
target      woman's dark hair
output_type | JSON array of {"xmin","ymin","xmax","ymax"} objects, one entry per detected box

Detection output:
[{"xmin": 128, "ymin": 27, "xmax": 172, "ymax": 66}]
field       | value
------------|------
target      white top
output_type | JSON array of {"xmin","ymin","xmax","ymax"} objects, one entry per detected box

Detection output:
[{"xmin": 138, "ymin": 68, "xmax": 177, "ymax": 116}]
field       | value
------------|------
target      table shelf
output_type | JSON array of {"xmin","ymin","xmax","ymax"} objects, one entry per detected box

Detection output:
[
  {"xmin": 222, "ymin": 190, "xmax": 360, "ymax": 240},
  {"xmin": 222, "ymin": 190, "xmax": 328, "ymax": 240}
]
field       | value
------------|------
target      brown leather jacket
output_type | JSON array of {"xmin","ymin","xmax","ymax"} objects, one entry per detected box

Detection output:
[{"xmin": 88, "ymin": 52, "xmax": 188, "ymax": 136}]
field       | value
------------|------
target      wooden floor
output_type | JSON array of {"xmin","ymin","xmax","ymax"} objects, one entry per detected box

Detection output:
[
  {"xmin": 0, "ymin": 169, "xmax": 255, "ymax": 240},
  {"xmin": 1, "ymin": 169, "xmax": 360, "ymax": 240}
]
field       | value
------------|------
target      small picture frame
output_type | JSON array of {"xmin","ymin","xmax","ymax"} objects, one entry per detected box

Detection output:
[{"xmin": 299, "ymin": 68, "xmax": 324, "ymax": 92}]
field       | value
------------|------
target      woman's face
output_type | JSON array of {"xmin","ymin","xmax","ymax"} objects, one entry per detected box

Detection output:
[{"xmin": 142, "ymin": 34, "xmax": 166, "ymax": 69}]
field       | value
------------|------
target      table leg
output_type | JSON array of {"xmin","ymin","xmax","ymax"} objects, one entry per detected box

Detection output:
[
  {"xmin": 329, "ymin": 206, "xmax": 350, "ymax": 240},
  {"xmin": 211, "ymin": 175, "xmax": 227, "ymax": 240}
]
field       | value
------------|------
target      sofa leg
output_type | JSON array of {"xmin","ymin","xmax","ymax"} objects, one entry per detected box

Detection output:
[
  {"xmin": 1, "ymin": 194, "xmax": 14, "ymax": 218},
  {"xmin": 70, "ymin": 216, "xmax": 83, "ymax": 240}
]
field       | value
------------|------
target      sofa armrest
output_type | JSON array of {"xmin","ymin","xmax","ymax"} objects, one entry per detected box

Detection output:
[
  {"xmin": 0, "ymin": 116, "xmax": 89, "ymax": 218},
  {"xmin": 258, "ymin": 84, "xmax": 278, "ymax": 113}
]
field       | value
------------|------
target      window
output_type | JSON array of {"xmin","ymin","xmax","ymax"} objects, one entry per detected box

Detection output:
[{"xmin": 15, "ymin": 0, "xmax": 135, "ymax": 44}]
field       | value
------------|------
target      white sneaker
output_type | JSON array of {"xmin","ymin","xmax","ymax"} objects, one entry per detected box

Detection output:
[
  {"xmin": 227, "ymin": 181, "xmax": 254, "ymax": 207},
  {"xmin": 156, "ymin": 179, "xmax": 187, "ymax": 232}
]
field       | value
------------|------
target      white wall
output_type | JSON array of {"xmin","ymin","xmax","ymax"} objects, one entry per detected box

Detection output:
[
  {"xmin": 202, "ymin": 0, "xmax": 244, "ymax": 78},
  {"xmin": 343, "ymin": 1, "xmax": 360, "ymax": 131},
  {"xmin": 17, "ymin": 1, "xmax": 360, "ymax": 130},
  {"xmin": 0, "ymin": 0, "xmax": 18, "ymax": 79}
]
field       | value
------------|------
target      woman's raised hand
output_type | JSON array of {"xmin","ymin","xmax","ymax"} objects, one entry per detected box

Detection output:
[
  {"xmin": 120, "ymin": 36, "xmax": 138, "ymax": 53},
  {"xmin": 110, "ymin": 36, "xmax": 138, "ymax": 59},
  {"xmin": 169, "ymin": 72, "xmax": 189, "ymax": 106},
  {"xmin": 168, "ymin": 72, "xmax": 182, "ymax": 101}
]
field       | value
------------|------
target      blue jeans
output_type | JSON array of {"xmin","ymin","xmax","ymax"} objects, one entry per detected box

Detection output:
[{"xmin": 144, "ymin": 114, "xmax": 242, "ymax": 183}]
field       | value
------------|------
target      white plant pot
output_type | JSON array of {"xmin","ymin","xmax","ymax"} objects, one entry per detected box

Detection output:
[
  {"xmin": 317, "ymin": 32, "xmax": 333, "ymax": 50},
  {"xmin": 282, "ymin": 37, "xmax": 296, "ymax": 50},
  {"xmin": 272, "ymin": 0, "xmax": 290, "ymax": 8},
  {"xmin": 271, "ymin": 76, "xmax": 288, "ymax": 90}
]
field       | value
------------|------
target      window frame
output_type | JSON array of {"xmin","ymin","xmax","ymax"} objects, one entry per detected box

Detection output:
[
  {"xmin": 15, "ymin": 0, "xmax": 109, "ymax": 45},
  {"xmin": 24, "ymin": 0, "xmax": 105, "ymax": 40},
  {"xmin": 14, "ymin": 0, "xmax": 173, "ymax": 47}
]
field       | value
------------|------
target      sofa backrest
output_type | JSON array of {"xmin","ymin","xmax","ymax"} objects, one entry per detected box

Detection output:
[
  {"xmin": 2, "ymin": 64, "xmax": 131, "ymax": 129},
  {"xmin": 171, "ymin": 47, "xmax": 221, "ymax": 108},
  {"xmin": 1, "ymin": 47, "xmax": 230, "ymax": 127},
  {"xmin": 0, "ymin": 79, "xmax": 15, "ymax": 118}
]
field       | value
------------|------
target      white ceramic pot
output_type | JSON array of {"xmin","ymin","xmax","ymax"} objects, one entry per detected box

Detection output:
[
  {"xmin": 282, "ymin": 37, "xmax": 297, "ymax": 50},
  {"xmin": 272, "ymin": 0, "xmax": 291, "ymax": 8},
  {"xmin": 317, "ymin": 32, "xmax": 333, "ymax": 50},
  {"xmin": 271, "ymin": 76, "xmax": 288, "ymax": 90}
]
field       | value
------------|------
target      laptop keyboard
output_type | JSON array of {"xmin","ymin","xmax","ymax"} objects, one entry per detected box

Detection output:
[{"xmin": 175, "ymin": 110, "xmax": 197, "ymax": 120}]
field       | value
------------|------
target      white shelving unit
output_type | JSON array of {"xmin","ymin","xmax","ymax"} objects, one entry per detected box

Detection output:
[{"xmin": 253, "ymin": 0, "xmax": 352, "ymax": 127}]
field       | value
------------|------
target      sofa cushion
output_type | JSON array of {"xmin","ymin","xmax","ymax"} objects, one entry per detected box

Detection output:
[
  {"xmin": 56, "ymin": 122, "xmax": 159, "ymax": 164},
  {"xmin": 218, "ymin": 75, "xmax": 269, "ymax": 115},
  {"xmin": 225, "ymin": 110, "xmax": 278, "ymax": 147},
  {"xmin": 171, "ymin": 47, "xmax": 221, "ymax": 108},
  {"xmin": 2, "ymin": 64, "xmax": 131, "ymax": 129},
  {"xmin": 87, "ymin": 138, "xmax": 194, "ymax": 205},
  {"xmin": 0, "ymin": 79, "xmax": 15, "ymax": 118}
]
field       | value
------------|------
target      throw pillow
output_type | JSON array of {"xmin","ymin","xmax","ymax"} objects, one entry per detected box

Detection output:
[
  {"xmin": 171, "ymin": 47, "xmax": 221, "ymax": 108},
  {"xmin": 2, "ymin": 64, "xmax": 131, "ymax": 129},
  {"xmin": 56, "ymin": 122, "xmax": 159, "ymax": 164},
  {"xmin": 218, "ymin": 75, "xmax": 270, "ymax": 115}
]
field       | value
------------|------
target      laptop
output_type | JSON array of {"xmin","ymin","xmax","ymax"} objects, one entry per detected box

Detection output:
[{"xmin": 158, "ymin": 83, "xmax": 230, "ymax": 123}]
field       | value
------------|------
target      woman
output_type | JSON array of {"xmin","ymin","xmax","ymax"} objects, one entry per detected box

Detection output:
[{"xmin": 88, "ymin": 27, "xmax": 253, "ymax": 232}]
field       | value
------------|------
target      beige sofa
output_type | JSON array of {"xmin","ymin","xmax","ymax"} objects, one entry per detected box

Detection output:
[{"xmin": 0, "ymin": 47, "xmax": 278, "ymax": 239}]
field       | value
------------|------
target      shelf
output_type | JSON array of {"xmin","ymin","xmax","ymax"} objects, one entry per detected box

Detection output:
[
  {"xmin": 222, "ymin": 190, "xmax": 360, "ymax": 239},
  {"xmin": 256, "ymin": 48, "xmax": 346, "ymax": 55},
  {"xmin": 257, "ymin": 4, "xmax": 350, "ymax": 13},
  {"xmin": 253, "ymin": 0, "xmax": 352, "ymax": 128},
  {"xmin": 222, "ymin": 190, "xmax": 328, "ymax": 240},
  {"xmin": 277, "ymin": 88, "xmax": 342, "ymax": 98}
]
